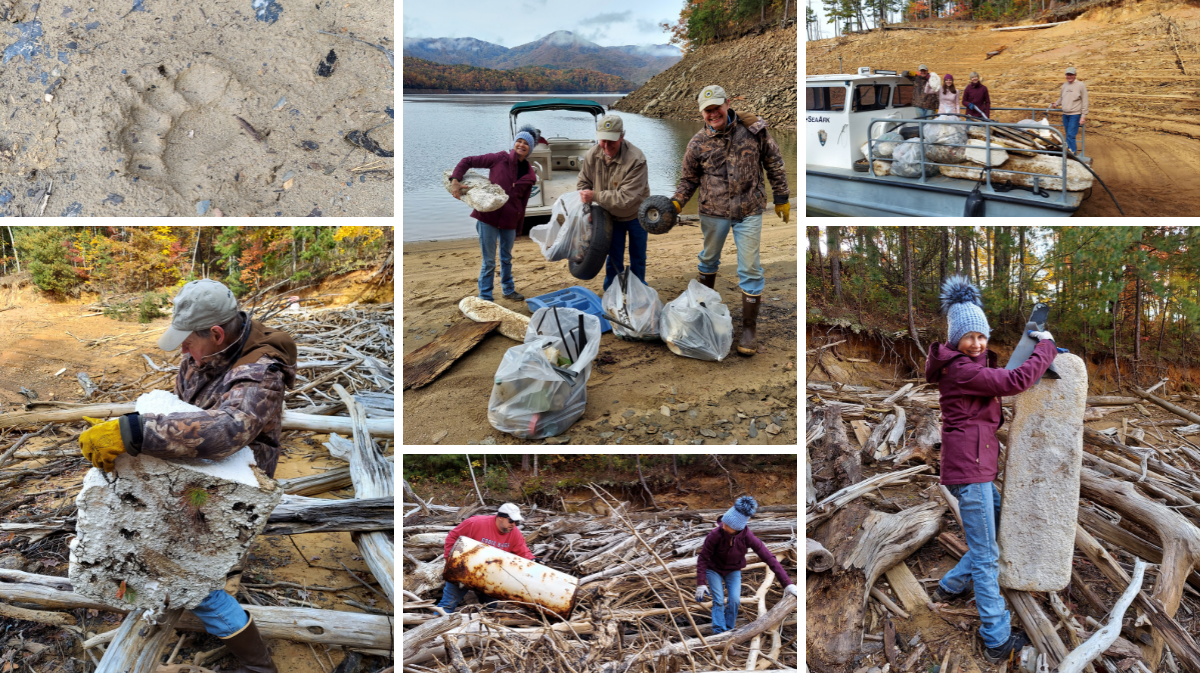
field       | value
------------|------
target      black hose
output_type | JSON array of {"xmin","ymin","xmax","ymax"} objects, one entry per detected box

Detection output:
[{"xmin": 941, "ymin": 111, "xmax": 1124, "ymax": 215}]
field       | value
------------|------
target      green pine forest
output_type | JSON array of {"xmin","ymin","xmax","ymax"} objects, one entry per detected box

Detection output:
[
  {"xmin": 403, "ymin": 57, "xmax": 635, "ymax": 93},
  {"xmin": 807, "ymin": 226, "xmax": 1200, "ymax": 389}
]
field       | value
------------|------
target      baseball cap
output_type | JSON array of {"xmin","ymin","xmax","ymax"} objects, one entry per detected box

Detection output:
[
  {"xmin": 919, "ymin": 64, "xmax": 928, "ymax": 71},
  {"xmin": 1065, "ymin": 67, "xmax": 1077, "ymax": 75},
  {"xmin": 497, "ymin": 503, "xmax": 524, "ymax": 522},
  {"xmin": 697, "ymin": 84, "xmax": 727, "ymax": 111},
  {"xmin": 596, "ymin": 114, "xmax": 624, "ymax": 141},
  {"xmin": 157, "ymin": 279, "xmax": 240, "ymax": 351}
]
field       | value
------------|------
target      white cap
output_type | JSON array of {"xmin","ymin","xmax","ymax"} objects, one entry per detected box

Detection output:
[{"xmin": 497, "ymin": 503, "xmax": 523, "ymax": 522}]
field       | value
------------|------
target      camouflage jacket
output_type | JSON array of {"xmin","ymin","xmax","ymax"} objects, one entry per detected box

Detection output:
[
  {"xmin": 672, "ymin": 109, "xmax": 790, "ymax": 221},
  {"xmin": 131, "ymin": 312, "xmax": 297, "ymax": 478}
]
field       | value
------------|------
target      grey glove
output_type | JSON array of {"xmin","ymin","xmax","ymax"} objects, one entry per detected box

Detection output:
[
  {"xmin": 784, "ymin": 584, "xmax": 798, "ymax": 598},
  {"xmin": 695, "ymin": 585, "xmax": 710, "ymax": 602},
  {"xmin": 1028, "ymin": 329, "xmax": 1054, "ymax": 342}
]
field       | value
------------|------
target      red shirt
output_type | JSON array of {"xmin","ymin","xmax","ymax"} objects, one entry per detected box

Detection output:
[{"xmin": 444, "ymin": 515, "xmax": 534, "ymax": 560}]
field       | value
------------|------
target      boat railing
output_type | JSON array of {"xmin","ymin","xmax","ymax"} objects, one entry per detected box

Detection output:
[
  {"xmin": 864, "ymin": 114, "xmax": 1077, "ymax": 205},
  {"xmin": 990, "ymin": 107, "xmax": 1086, "ymax": 159}
]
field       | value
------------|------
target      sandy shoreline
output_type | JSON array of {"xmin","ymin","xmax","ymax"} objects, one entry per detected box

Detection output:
[{"xmin": 402, "ymin": 213, "xmax": 798, "ymax": 446}]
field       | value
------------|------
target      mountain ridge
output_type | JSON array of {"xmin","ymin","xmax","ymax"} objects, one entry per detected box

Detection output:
[{"xmin": 402, "ymin": 30, "xmax": 682, "ymax": 85}]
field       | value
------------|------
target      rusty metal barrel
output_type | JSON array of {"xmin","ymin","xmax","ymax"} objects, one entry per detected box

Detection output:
[{"xmin": 443, "ymin": 536, "xmax": 579, "ymax": 616}]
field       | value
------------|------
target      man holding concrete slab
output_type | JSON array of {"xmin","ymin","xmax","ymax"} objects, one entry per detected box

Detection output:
[{"xmin": 79, "ymin": 279, "xmax": 297, "ymax": 673}]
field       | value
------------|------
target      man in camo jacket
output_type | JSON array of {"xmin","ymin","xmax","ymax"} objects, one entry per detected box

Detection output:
[
  {"xmin": 79, "ymin": 278, "xmax": 296, "ymax": 672},
  {"xmin": 671, "ymin": 84, "xmax": 790, "ymax": 358}
]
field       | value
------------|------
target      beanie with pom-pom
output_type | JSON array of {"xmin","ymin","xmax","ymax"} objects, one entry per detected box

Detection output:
[
  {"xmin": 722, "ymin": 496, "xmax": 758, "ymax": 531},
  {"xmin": 941, "ymin": 275, "xmax": 990, "ymax": 350}
]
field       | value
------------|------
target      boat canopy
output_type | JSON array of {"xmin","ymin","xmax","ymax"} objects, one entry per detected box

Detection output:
[{"xmin": 509, "ymin": 99, "xmax": 606, "ymax": 117}]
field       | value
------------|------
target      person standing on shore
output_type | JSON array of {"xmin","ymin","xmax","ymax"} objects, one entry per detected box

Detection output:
[
  {"xmin": 670, "ymin": 85, "xmax": 790, "ymax": 357},
  {"xmin": 1047, "ymin": 67, "xmax": 1088, "ymax": 154},
  {"xmin": 576, "ymin": 114, "xmax": 651, "ymax": 292},
  {"xmin": 962, "ymin": 72, "xmax": 991, "ymax": 120},
  {"xmin": 910, "ymin": 65, "xmax": 938, "ymax": 118},
  {"xmin": 926, "ymin": 73, "xmax": 960, "ymax": 115},
  {"xmin": 450, "ymin": 133, "xmax": 539, "ymax": 303}
]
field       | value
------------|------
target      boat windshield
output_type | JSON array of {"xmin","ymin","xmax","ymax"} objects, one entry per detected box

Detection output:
[
  {"xmin": 852, "ymin": 84, "xmax": 891, "ymax": 113},
  {"xmin": 807, "ymin": 86, "xmax": 846, "ymax": 112}
]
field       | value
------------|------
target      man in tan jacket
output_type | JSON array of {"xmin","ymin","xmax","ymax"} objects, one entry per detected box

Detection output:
[
  {"xmin": 577, "ymin": 114, "xmax": 651, "ymax": 292},
  {"xmin": 1047, "ymin": 66, "xmax": 1088, "ymax": 154}
]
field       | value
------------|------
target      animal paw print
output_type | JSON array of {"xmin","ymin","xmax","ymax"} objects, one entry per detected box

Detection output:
[{"xmin": 117, "ymin": 59, "xmax": 277, "ymax": 207}]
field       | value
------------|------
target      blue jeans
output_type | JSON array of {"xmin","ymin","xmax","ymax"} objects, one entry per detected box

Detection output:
[
  {"xmin": 705, "ymin": 569, "xmax": 742, "ymax": 634},
  {"xmin": 192, "ymin": 589, "xmax": 249, "ymax": 638},
  {"xmin": 437, "ymin": 582, "xmax": 498, "ymax": 613},
  {"xmin": 1062, "ymin": 114, "xmax": 1080, "ymax": 153},
  {"xmin": 476, "ymin": 220, "xmax": 517, "ymax": 301},
  {"xmin": 917, "ymin": 107, "xmax": 934, "ymax": 119},
  {"xmin": 939, "ymin": 482, "xmax": 1011, "ymax": 648},
  {"xmin": 603, "ymin": 217, "xmax": 648, "ymax": 292},
  {"xmin": 698, "ymin": 214, "xmax": 763, "ymax": 295}
]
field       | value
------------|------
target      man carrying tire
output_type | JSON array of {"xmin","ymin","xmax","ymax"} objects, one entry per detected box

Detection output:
[
  {"xmin": 671, "ymin": 85, "xmax": 791, "ymax": 356},
  {"xmin": 577, "ymin": 114, "xmax": 651, "ymax": 292}
]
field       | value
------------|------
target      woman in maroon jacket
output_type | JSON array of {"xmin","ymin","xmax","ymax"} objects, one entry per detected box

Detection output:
[
  {"xmin": 962, "ymin": 72, "xmax": 991, "ymax": 119},
  {"xmin": 695, "ymin": 496, "xmax": 798, "ymax": 635},
  {"xmin": 925, "ymin": 275, "xmax": 1062, "ymax": 666},
  {"xmin": 450, "ymin": 132, "xmax": 539, "ymax": 302}
]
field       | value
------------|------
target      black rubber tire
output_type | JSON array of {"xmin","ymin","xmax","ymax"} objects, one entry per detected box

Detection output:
[
  {"xmin": 853, "ymin": 159, "xmax": 870, "ymax": 173},
  {"xmin": 569, "ymin": 204, "xmax": 613, "ymax": 281},
  {"xmin": 638, "ymin": 195, "xmax": 678, "ymax": 235},
  {"xmin": 899, "ymin": 126, "xmax": 920, "ymax": 140}
]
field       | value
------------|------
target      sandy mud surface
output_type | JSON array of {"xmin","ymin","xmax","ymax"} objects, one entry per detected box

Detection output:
[
  {"xmin": 0, "ymin": 0, "xmax": 393, "ymax": 217},
  {"xmin": 402, "ymin": 212, "xmax": 798, "ymax": 446}
]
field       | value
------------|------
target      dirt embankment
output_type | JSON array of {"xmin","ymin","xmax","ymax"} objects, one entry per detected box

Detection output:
[
  {"xmin": 613, "ymin": 25, "xmax": 797, "ymax": 129},
  {"xmin": 402, "ymin": 213, "xmax": 798, "ymax": 446},
  {"xmin": 806, "ymin": 0, "xmax": 1200, "ymax": 216}
]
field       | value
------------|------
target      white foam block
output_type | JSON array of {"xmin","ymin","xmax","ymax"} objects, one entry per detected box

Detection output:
[{"xmin": 133, "ymin": 390, "xmax": 259, "ymax": 487}]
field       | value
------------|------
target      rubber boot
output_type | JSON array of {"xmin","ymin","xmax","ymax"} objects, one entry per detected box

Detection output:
[
  {"xmin": 697, "ymin": 272, "xmax": 716, "ymax": 289},
  {"xmin": 220, "ymin": 617, "xmax": 278, "ymax": 673},
  {"xmin": 737, "ymin": 291, "xmax": 761, "ymax": 356}
]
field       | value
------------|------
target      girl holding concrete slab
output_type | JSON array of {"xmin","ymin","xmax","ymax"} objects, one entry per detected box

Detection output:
[{"xmin": 923, "ymin": 276, "xmax": 1062, "ymax": 666}]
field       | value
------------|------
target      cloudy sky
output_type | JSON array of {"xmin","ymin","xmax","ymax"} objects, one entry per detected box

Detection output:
[{"xmin": 403, "ymin": 0, "xmax": 683, "ymax": 48}]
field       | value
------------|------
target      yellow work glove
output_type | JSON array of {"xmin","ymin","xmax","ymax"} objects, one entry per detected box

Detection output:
[
  {"xmin": 774, "ymin": 202, "xmax": 790, "ymax": 224},
  {"xmin": 80, "ymin": 416, "xmax": 126, "ymax": 473}
]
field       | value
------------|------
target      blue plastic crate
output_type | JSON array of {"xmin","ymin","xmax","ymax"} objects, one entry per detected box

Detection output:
[{"xmin": 526, "ymin": 286, "xmax": 611, "ymax": 333}]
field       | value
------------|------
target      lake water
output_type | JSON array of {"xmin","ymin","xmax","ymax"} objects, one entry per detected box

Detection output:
[{"xmin": 402, "ymin": 93, "xmax": 797, "ymax": 242}]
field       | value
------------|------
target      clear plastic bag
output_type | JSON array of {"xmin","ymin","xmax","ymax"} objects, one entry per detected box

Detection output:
[
  {"xmin": 530, "ymin": 191, "xmax": 590, "ymax": 262},
  {"xmin": 488, "ymin": 307, "xmax": 601, "ymax": 439},
  {"xmin": 890, "ymin": 138, "xmax": 939, "ymax": 178},
  {"xmin": 602, "ymin": 270, "xmax": 663, "ymax": 340},
  {"xmin": 925, "ymin": 116, "xmax": 967, "ymax": 164},
  {"xmin": 661, "ymin": 279, "xmax": 733, "ymax": 361}
]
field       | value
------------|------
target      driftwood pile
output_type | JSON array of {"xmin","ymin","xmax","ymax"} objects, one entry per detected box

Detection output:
[
  {"xmin": 806, "ymin": 376, "xmax": 1200, "ymax": 673},
  {"xmin": 402, "ymin": 485, "xmax": 799, "ymax": 673}
]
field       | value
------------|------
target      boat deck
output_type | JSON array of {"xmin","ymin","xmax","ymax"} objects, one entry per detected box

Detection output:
[{"xmin": 807, "ymin": 164, "xmax": 1086, "ymax": 217}]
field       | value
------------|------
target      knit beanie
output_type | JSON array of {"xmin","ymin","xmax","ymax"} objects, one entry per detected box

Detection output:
[
  {"xmin": 514, "ymin": 132, "xmax": 536, "ymax": 151},
  {"xmin": 722, "ymin": 496, "xmax": 758, "ymax": 532},
  {"xmin": 941, "ymin": 275, "xmax": 990, "ymax": 349}
]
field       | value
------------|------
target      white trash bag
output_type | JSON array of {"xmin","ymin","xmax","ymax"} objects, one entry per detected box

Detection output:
[
  {"xmin": 488, "ymin": 307, "xmax": 601, "ymax": 439},
  {"xmin": 891, "ymin": 138, "xmax": 939, "ymax": 178},
  {"xmin": 443, "ymin": 169, "xmax": 508, "ymax": 213},
  {"xmin": 530, "ymin": 191, "xmax": 590, "ymax": 262},
  {"xmin": 602, "ymin": 270, "xmax": 663, "ymax": 340},
  {"xmin": 925, "ymin": 116, "xmax": 967, "ymax": 164},
  {"xmin": 661, "ymin": 279, "xmax": 733, "ymax": 361}
]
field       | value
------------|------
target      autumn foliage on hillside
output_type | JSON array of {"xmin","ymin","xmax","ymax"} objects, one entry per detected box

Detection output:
[
  {"xmin": 403, "ymin": 57, "xmax": 635, "ymax": 93},
  {"xmin": 663, "ymin": 0, "xmax": 795, "ymax": 50},
  {"xmin": 0, "ymin": 226, "xmax": 391, "ymax": 299}
]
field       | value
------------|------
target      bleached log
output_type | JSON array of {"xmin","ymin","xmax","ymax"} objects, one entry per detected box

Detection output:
[
  {"xmin": 0, "ymin": 404, "xmax": 394, "ymax": 438},
  {"xmin": 332, "ymin": 385, "xmax": 395, "ymax": 606},
  {"xmin": 0, "ymin": 579, "xmax": 392, "ymax": 649},
  {"xmin": 745, "ymin": 569, "xmax": 776, "ymax": 670},
  {"xmin": 807, "ymin": 465, "xmax": 932, "ymax": 529},
  {"xmin": 263, "ymin": 495, "xmax": 392, "ymax": 534},
  {"xmin": 1058, "ymin": 559, "xmax": 1147, "ymax": 673},
  {"xmin": 806, "ymin": 538, "xmax": 834, "ymax": 572},
  {"xmin": 403, "ymin": 612, "xmax": 465, "ymax": 660},
  {"xmin": 939, "ymin": 154, "xmax": 1093, "ymax": 191},
  {"xmin": 991, "ymin": 20, "xmax": 1070, "ymax": 30},
  {"xmin": 97, "ymin": 607, "xmax": 184, "ymax": 673}
]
